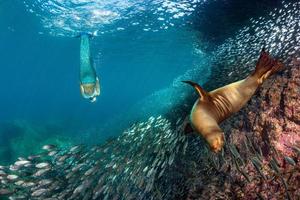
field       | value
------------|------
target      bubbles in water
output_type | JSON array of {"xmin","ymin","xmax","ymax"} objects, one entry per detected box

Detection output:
[{"xmin": 24, "ymin": 0, "xmax": 207, "ymax": 36}]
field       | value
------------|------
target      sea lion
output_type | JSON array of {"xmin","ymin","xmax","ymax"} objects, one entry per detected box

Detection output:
[
  {"xmin": 79, "ymin": 33, "xmax": 100, "ymax": 103},
  {"xmin": 183, "ymin": 49, "xmax": 284, "ymax": 153}
]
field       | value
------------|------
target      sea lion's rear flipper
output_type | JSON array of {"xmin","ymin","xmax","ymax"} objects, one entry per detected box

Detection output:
[
  {"xmin": 253, "ymin": 48, "xmax": 284, "ymax": 83},
  {"xmin": 182, "ymin": 81, "xmax": 209, "ymax": 100}
]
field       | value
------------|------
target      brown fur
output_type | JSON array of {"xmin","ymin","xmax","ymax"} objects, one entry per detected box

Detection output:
[{"xmin": 184, "ymin": 49, "xmax": 284, "ymax": 152}]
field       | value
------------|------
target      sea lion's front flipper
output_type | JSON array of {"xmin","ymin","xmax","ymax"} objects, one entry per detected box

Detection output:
[{"xmin": 182, "ymin": 81, "xmax": 209, "ymax": 100}]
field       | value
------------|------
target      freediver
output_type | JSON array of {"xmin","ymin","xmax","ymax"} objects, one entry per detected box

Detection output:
[{"xmin": 79, "ymin": 33, "xmax": 100, "ymax": 103}]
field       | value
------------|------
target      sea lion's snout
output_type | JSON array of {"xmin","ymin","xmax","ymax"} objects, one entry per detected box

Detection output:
[{"xmin": 206, "ymin": 132, "xmax": 225, "ymax": 153}]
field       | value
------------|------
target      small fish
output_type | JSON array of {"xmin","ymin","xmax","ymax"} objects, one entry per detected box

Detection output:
[
  {"xmin": 284, "ymin": 156, "xmax": 296, "ymax": 166},
  {"xmin": 48, "ymin": 151, "xmax": 58, "ymax": 157},
  {"xmin": 229, "ymin": 144, "xmax": 244, "ymax": 166},
  {"xmin": 31, "ymin": 188, "xmax": 48, "ymax": 197},
  {"xmin": 34, "ymin": 168, "xmax": 50, "ymax": 177},
  {"xmin": 269, "ymin": 159, "xmax": 280, "ymax": 174},
  {"xmin": 291, "ymin": 146, "xmax": 300, "ymax": 156},
  {"xmin": 22, "ymin": 182, "xmax": 35, "ymax": 187},
  {"xmin": 66, "ymin": 171, "xmax": 75, "ymax": 180},
  {"xmin": 256, "ymin": 145, "xmax": 263, "ymax": 161},
  {"xmin": 28, "ymin": 155, "xmax": 42, "ymax": 161},
  {"xmin": 72, "ymin": 163, "xmax": 85, "ymax": 172},
  {"xmin": 240, "ymin": 169, "xmax": 251, "ymax": 183},
  {"xmin": 0, "ymin": 170, "xmax": 6, "ymax": 176},
  {"xmin": 36, "ymin": 162, "xmax": 50, "ymax": 169},
  {"xmin": 245, "ymin": 134, "xmax": 256, "ymax": 153},
  {"xmin": 251, "ymin": 158, "xmax": 266, "ymax": 180},
  {"xmin": 70, "ymin": 145, "xmax": 82, "ymax": 153},
  {"xmin": 57, "ymin": 155, "xmax": 68, "ymax": 162},
  {"xmin": 142, "ymin": 166, "xmax": 148, "ymax": 173},
  {"xmin": 0, "ymin": 188, "xmax": 13, "ymax": 195},
  {"xmin": 9, "ymin": 165, "xmax": 20, "ymax": 171},
  {"xmin": 183, "ymin": 141, "xmax": 188, "ymax": 155},
  {"xmin": 14, "ymin": 160, "xmax": 30, "ymax": 166},
  {"xmin": 7, "ymin": 174, "xmax": 19, "ymax": 181},
  {"xmin": 14, "ymin": 180, "xmax": 24, "ymax": 186},
  {"xmin": 42, "ymin": 144, "xmax": 56, "ymax": 151},
  {"xmin": 93, "ymin": 184, "xmax": 104, "ymax": 200},
  {"xmin": 38, "ymin": 179, "xmax": 53, "ymax": 187},
  {"xmin": 271, "ymin": 155, "xmax": 280, "ymax": 167},
  {"xmin": 280, "ymin": 176, "xmax": 292, "ymax": 200},
  {"xmin": 73, "ymin": 179, "xmax": 92, "ymax": 195},
  {"xmin": 210, "ymin": 156, "xmax": 220, "ymax": 170},
  {"xmin": 168, "ymin": 153, "xmax": 175, "ymax": 165},
  {"xmin": 84, "ymin": 166, "xmax": 97, "ymax": 176}
]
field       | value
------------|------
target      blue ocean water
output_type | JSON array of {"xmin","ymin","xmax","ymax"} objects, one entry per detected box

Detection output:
[
  {"xmin": 0, "ymin": 0, "xmax": 212, "ymax": 162},
  {"xmin": 0, "ymin": 0, "xmax": 298, "ymax": 163},
  {"xmin": 1, "ymin": 4, "xmax": 195, "ymax": 120}
]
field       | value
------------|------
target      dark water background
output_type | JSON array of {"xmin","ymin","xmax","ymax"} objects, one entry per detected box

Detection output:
[{"xmin": 0, "ymin": 0, "xmax": 296, "ymax": 164}]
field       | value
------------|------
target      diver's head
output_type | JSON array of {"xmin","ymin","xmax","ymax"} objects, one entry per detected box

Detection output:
[
  {"xmin": 81, "ymin": 83, "xmax": 97, "ymax": 96},
  {"xmin": 80, "ymin": 80, "xmax": 100, "ymax": 102},
  {"xmin": 206, "ymin": 131, "xmax": 225, "ymax": 153}
]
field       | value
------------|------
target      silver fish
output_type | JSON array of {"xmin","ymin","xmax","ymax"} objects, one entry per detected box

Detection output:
[{"xmin": 31, "ymin": 188, "xmax": 48, "ymax": 197}]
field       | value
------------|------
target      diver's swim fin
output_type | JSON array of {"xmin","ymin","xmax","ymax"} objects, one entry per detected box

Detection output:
[{"xmin": 182, "ymin": 80, "xmax": 209, "ymax": 100}]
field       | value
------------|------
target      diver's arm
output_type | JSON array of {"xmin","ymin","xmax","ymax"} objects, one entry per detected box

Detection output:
[
  {"xmin": 80, "ymin": 84, "xmax": 85, "ymax": 96},
  {"xmin": 95, "ymin": 77, "xmax": 100, "ymax": 95}
]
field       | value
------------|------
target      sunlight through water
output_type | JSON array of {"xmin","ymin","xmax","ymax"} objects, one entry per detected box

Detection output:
[{"xmin": 23, "ymin": 0, "xmax": 208, "ymax": 36}]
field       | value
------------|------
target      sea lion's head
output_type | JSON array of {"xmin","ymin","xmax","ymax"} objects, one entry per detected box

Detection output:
[
  {"xmin": 206, "ymin": 131, "xmax": 225, "ymax": 153},
  {"xmin": 80, "ymin": 79, "xmax": 100, "ymax": 102}
]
